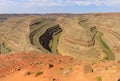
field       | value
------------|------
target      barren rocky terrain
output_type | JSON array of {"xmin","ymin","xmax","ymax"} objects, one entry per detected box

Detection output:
[
  {"xmin": 0, "ymin": 52, "xmax": 120, "ymax": 81},
  {"xmin": 0, "ymin": 13, "xmax": 120, "ymax": 81}
]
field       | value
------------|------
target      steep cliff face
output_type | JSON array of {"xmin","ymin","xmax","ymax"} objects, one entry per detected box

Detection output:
[
  {"xmin": 39, "ymin": 25, "xmax": 62, "ymax": 52},
  {"xmin": 29, "ymin": 18, "xmax": 62, "ymax": 53}
]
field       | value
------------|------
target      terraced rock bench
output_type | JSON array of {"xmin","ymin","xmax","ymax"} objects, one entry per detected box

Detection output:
[{"xmin": 57, "ymin": 18, "xmax": 103, "ymax": 61}]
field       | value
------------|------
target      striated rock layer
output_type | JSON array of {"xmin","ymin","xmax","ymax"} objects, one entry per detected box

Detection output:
[
  {"xmin": 0, "ymin": 13, "xmax": 120, "ymax": 61},
  {"xmin": 29, "ymin": 18, "xmax": 62, "ymax": 53},
  {"xmin": 57, "ymin": 18, "xmax": 103, "ymax": 61}
]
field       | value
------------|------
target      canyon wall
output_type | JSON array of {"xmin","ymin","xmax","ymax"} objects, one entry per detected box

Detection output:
[{"xmin": 29, "ymin": 18, "xmax": 62, "ymax": 53}]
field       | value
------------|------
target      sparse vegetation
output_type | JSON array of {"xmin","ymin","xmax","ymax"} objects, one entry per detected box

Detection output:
[
  {"xmin": 1, "ymin": 64, "xmax": 6, "ymax": 67},
  {"xmin": 99, "ymin": 36, "xmax": 109, "ymax": 49},
  {"xmin": 48, "ymin": 64, "xmax": 54, "ymax": 68},
  {"xmin": 35, "ymin": 71, "xmax": 43, "ymax": 77},
  {"xmin": 59, "ymin": 68, "xmax": 64, "ymax": 70},
  {"xmin": 97, "ymin": 31, "xmax": 115, "ymax": 60},
  {"xmin": 0, "ymin": 14, "xmax": 120, "ymax": 81},
  {"xmin": 103, "ymin": 56, "xmax": 109, "ymax": 60},
  {"xmin": 96, "ymin": 76, "xmax": 102, "ymax": 81},
  {"xmin": 0, "ymin": 42, "xmax": 11, "ymax": 54},
  {"xmin": 49, "ymin": 31, "xmax": 61, "ymax": 54},
  {"xmin": 25, "ymin": 71, "xmax": 33, "ymax": 76}
]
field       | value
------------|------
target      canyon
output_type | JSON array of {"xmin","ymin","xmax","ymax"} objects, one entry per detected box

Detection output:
[{"xmin": 0, "ymin": 13, "xmax": 120, "ymax": 81}]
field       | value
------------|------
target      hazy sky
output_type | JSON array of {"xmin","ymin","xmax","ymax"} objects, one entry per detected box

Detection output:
[{"xmin": 0, "ymin": 0, "xmax": 120, "ymax": 14}]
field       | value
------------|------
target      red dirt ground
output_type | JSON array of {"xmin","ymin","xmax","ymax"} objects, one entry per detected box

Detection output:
[{"xmin": 0, "ymin": 52, "xmax": 120, "ymax": 81}]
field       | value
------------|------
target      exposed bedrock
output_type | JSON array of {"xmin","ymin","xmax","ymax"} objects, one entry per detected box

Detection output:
[
  {"xmin": 29, "ymin": 18, "xmax": 62, "ymax": 53},
  {"xmin": 39, "ymin": 25, "xmax": 62, "ymax": 52},
  {"xmin": 57, "ymin": 18, "xmax": 102, "ymax": 61},
  {"xmin": 29, "ymin": 17, "xmax": 115, "ymax": 61}
]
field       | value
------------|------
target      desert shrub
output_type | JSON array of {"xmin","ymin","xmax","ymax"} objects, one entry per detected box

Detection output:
[
  {"xmin": 25, "ymin": 71, "xmax": 33, "ymax": 75},
  {"xmin": 96, "ymin": 76, "xmax": 102, "ymax": 81},
  {"xmin": 104, "ymin": 56, "xmax": 109, "ymax": 60},
  {"xmin": 35, "ymin": 71, "xmax": 43, "ymax": 77}
]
